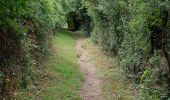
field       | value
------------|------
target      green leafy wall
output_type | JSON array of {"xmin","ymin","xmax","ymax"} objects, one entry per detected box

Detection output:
[
  {"xmin": 85, "ymin": 0, "xmax": 170, "ymax": 99},
  {"xmin": 0, "ymin": 0, "xmax": 63, "ymax": 98}
]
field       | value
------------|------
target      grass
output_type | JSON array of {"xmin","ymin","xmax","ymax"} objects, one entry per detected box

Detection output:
[
  {"xmin": 81, "ymin": 38, "xmax": 142, "ymax": 100},
  {"xmin": 16, "ymin": 30, "xmax": 84, "ymax": 100},
  {"xmin": 16, "ymin": 30, "xmax": 141, "ymax": 100}
]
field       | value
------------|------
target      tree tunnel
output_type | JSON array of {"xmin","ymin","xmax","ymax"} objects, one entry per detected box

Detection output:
[
  {"xmin": 66, "ymin": 11, "xmax": 81, "ymax": 31},
  {"xmin": 66, "ymin": 8, "xmax": 93, "ymax": 36}
]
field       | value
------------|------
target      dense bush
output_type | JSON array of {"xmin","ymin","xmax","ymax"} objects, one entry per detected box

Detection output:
[
  {"xmin": 0, "ymin": 0, "xmax": 61, "ymax": 98},
  {"xmin": 85, "ymin": 0, "xmax": 170, "ymax": 99}
]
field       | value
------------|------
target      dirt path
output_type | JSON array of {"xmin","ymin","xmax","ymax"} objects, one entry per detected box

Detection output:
[{"xmin": 76, "ymin": 38, "xmax": 102, "ymax": 100}]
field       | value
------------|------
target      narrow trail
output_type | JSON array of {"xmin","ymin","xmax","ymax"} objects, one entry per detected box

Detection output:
[{"xmin": 76, "ymin": 38, "xmax": 102, "ymax": 100}]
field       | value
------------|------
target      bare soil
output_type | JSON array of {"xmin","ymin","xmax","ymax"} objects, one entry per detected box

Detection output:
[{"xmin": 76, "ymin": 38, "xmax": 102, "ymax": 100}]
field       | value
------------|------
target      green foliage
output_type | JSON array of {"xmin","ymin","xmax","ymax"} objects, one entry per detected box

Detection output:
[
  {"xmin": 85, "ymin": 0, "xmax": 127, "ymax": 54},
  {"xmin": 140, "ymin": 53, "xmax": 168, "ymax": 99},
  {"xmin": 85, "ymin": 0, "xmax": 170, "ymax": 99},
  {"xmin": 1, "ymin": 0, "xmax": 170, "ymax": 99},
  {"xmin": 0, "ymin": 0, "xmax": 64, "ymax": 98}
]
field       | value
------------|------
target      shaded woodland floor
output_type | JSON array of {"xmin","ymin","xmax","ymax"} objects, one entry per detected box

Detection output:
[{"xmin": 16, "ymin": 30, "xmax": 141, "ymax": 100}]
